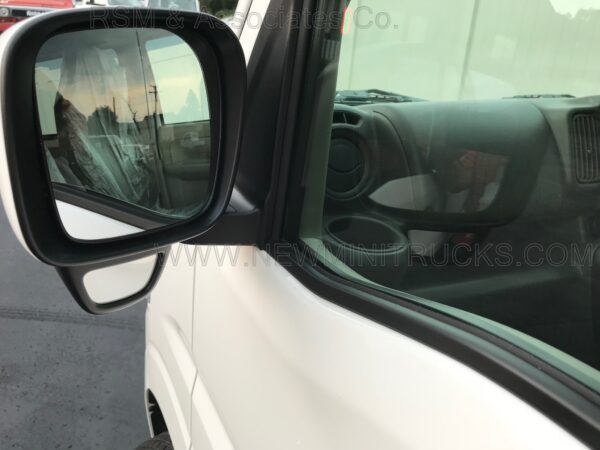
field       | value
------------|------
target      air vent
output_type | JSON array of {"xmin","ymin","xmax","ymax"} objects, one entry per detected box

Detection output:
[
  {"xmin": 332, "ymin": 110, "xmax": 361, "ymax": 125},
  {"xmin": 326, "ymin": 133, "xmax": 368, "ymax": 199},
  {"xmin": 572, "ymin": 113, "xmax": 600, "ymax": 183}
]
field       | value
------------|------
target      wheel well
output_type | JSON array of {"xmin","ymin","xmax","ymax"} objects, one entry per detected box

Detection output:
[{"xmin": 147, "ymin": 390, "xmax": 168, "ymax": 436}]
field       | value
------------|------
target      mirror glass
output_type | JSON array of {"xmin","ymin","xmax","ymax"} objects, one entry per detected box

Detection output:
[
  {"xmin": 34, "ymin": 28, "xmax": 213, "ymax": 240},
  {"xmin": 83, "ymin": 255, "xmax": 158, "ymax": 304}
]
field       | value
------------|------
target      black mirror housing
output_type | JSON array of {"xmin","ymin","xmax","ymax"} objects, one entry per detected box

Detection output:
[{"xmin": 0, "ymin": 8, "xmax": 245, "ymax": 267}]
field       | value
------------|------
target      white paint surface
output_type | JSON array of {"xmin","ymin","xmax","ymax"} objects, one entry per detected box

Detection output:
[
  {"xmin": 180, "ymin": 247, "xmax": 588, "ymax": 450},
  {"xmin": 0, "ymin": 21, "xmax": 35, "ymax": 255}
]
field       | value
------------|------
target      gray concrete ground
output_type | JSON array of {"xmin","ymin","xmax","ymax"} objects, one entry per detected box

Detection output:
[{"xmin": 0, "ymin": 210, "xmax": 149, "ymax": 449}]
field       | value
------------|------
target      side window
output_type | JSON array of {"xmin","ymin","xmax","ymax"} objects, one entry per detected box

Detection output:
[
  {"xmin": 300, "ymin": 0, "xmax": 600, "ymax": 392},
  {"xmin": 34, "ymin": 28, "xmax": 212, "ymax": 220}
]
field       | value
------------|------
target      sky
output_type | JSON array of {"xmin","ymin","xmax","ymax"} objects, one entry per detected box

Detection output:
[{"xmin": 549, "ymin": 0, "xmax": 600, "ymax": 15}]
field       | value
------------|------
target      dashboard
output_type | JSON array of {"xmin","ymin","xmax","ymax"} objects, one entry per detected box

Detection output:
[{"xmin": 326, "ymin": 96, "xmax": 600, "ymax": 227}]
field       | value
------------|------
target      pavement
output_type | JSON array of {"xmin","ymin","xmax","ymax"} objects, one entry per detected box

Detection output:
[{"xmin": 0, "ymin": 210, "xmax": 149, "ymax": 449}]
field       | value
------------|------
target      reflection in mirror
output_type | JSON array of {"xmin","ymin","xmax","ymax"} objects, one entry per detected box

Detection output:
[
  {"xmin": 56, "ymin": 201, "xmax": 142, "ymax": 240},
  {"xmin": 35, "ymin": 28, "xmax": 212, "ymax": 240},
  {"xmin": 83, "ymin": 255, "xmax": 158, "ymax": 304}
]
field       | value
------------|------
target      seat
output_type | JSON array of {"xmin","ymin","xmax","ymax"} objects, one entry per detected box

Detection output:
[{"xmin": 51, "ymin": 45, "xmax": 157, "ymax": 209}]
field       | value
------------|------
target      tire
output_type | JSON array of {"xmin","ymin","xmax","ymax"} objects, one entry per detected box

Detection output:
[{"xmin": 135, "ymin": 432, "xmax": 174, "ymax": 450}]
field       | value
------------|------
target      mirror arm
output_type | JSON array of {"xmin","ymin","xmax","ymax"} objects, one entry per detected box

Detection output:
[{"xmin": 184, "ymin": 209, "xmax": 261, "ymax": 246}]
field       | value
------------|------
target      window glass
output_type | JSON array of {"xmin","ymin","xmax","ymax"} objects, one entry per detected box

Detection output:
[
  {"xmin": 338, "ymin": 0, "xmax": 600, "ymax": 100},
  {"xmin": 199, "ymin": 0, "xmax": 237, "ymax": 17},
  {"xmin": 300, "ymin": 0, "xmax": 600, "ymax": 392},
  {"xmin": 147, "ymin": 0, "xmax": 199, "ymax": 12},
  {"xmin": 106, "ymin": 0, "xmax": 145, "ymax": 6},
  {"xmin": 145, "ymin": 1, "xmax": 239, "ymax": 18}
]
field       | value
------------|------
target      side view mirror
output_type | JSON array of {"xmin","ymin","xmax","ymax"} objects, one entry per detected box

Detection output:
[{"xmin": 0, "ymin": 9, "xmax": 245, "ymax": 312}]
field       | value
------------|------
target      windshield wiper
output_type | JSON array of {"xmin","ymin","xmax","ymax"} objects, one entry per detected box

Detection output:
[
  {"xmin": 504, "ymin": 94, "xmax": 575, "ymax": 99},
  {"xmin": 335, "ymin": 89, "xmax": 424, "ymax": 106}
]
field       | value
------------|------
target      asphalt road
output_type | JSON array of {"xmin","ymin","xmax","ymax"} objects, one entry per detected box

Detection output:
[{"xmin": 0, "ymin": 210, "xmax": 149, "ymax": 449}]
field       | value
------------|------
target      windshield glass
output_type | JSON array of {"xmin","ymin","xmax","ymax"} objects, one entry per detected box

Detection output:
[
  {"xmin": 147, "ymin": 0, "xmax": 198, "ymax": 11},
  {"xmin": 338, "ymin": 0, "xmax": 600, "ymax": 101},
  {"xmin": 107, "ymin": 0, "xmax": 144, "ymax": 5}
]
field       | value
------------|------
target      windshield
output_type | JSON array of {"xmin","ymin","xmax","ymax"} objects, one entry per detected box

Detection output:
[
  {"xmin": 147, "ymin": 0, "xmax": 198, "ymax": 11},
  {"xmin": 107, "ymin": 0, "xmax": 144, "ymax": 5},
  {"xmin": 338, "ymin": 0, "xmax": 600, "ymax": 101}
]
